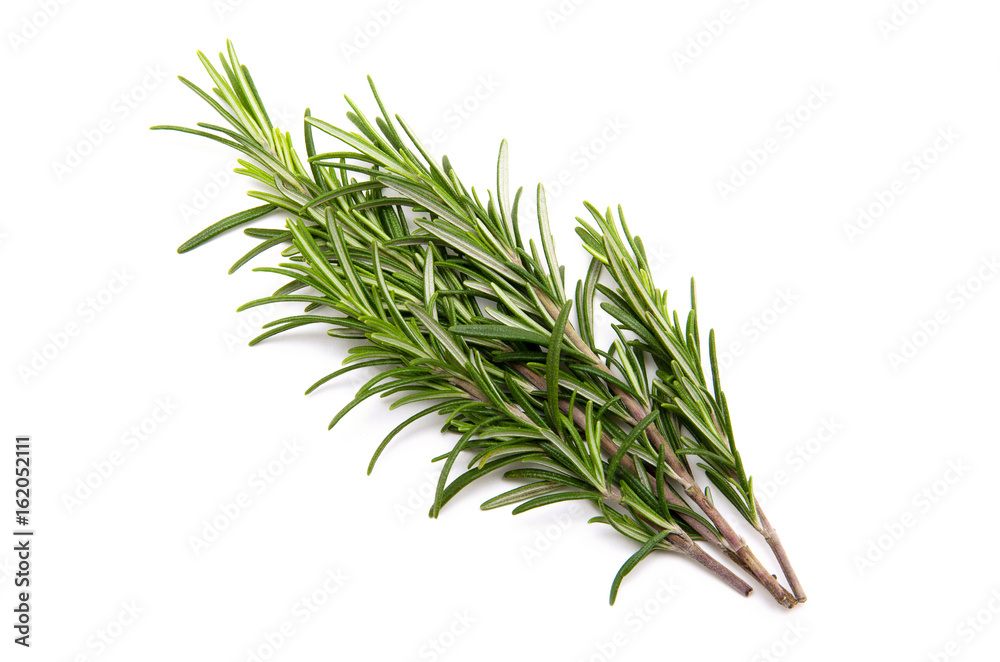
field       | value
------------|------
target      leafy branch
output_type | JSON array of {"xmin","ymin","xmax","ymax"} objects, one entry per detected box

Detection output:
[{"xmin": 154, "ymin": 41, "xmax": 804, "ymax": 608}]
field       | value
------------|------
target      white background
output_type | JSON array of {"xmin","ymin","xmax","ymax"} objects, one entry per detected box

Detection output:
[{"xmin": 3, "ymin": 0, "xmax": 1000, "ymax": 660}]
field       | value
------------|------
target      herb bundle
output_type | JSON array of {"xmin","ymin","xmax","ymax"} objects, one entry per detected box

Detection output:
[{"xmin": 155, "ymin": 42, "xmax": 806, "ymax": 608}]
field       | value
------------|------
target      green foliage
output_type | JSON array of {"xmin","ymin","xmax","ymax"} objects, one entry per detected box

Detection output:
[{"xmin": 155, "ymin": 41, "xmax": 797, "ymax": 606}]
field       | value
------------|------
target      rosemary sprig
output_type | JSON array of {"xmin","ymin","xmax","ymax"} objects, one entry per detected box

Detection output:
[
  {"xmin": 577, "ymin": 209, "xmax": 806, "ymax": 601},
  {"xmin": 154, "ymin": 41, "xmax": 803, "ymax": 608}
]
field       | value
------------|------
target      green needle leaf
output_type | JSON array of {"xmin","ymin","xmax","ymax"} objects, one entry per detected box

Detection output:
[
  {"xmin": 611, "ymin": 531, "xmax": 670, "ymax": 605},
  {"xmin": 609, "ymin": 530, "xmax": 672, "ymax": 605},
  {"xmin": 481, "ymin": 481, "xmax": 559, "ymax": 510},
  {"xmin": 177, "ymin": 203, "xmax": 277, "ymax": 253},
  {"xmin": 537, "ymin": 184, "xmax": 564, "ymax": 302},
  {"xmin": 511, "ymin": 490, "xmax": 597, "ymax": 515},
  {"xmin": 546, "ymin": 299, "xmax": 574, "ymax": 427}
]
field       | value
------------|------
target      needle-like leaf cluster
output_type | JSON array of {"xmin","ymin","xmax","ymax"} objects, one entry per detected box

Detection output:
[{"xmin": 154, "ymin": 42, "xmax": 805, "ymax": 607}]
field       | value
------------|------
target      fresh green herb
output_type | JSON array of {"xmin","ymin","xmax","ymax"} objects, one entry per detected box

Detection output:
[{"xmin": 154, "ymin": 41, "xmax": 805, "ymax": 608}]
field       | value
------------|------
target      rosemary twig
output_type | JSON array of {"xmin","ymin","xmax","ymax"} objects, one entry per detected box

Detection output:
[
  {"xmin": 576, "ymin": 211, "xmax": 805, "ymax": 603},
  {"xmin": 516, "ymin": 363, "xmax": 757, "ymax": 583},
  {"xmin": 154, "ymin": 41, "xmax": 804, "ymax": 608}
]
